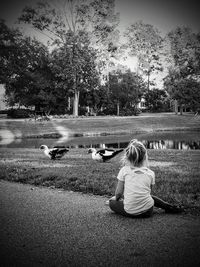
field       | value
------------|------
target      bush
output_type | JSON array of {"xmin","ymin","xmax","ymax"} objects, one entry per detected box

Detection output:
[
  {"xmin": 98, "ymin": 105, "xmax": 116, "ymax": 116},
  {"xmin": 79, "ymin": 106, "xmax": 88, "ymax": 116},
  {"xmin": 120, "ymin": 107, "xmax": 141, "ymax": 116},
  {"xmin": 7, "ymin": 108, "xmax": 33, "ymax": 118},
  {"xmin": 0, "ymin": 110, "xmax": 8, "ymax": 114}
]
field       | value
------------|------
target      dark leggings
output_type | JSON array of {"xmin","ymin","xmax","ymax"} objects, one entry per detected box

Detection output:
[
  {"xmin": 109, "ymin": 195, "xmax": 174, "ymax": 218},
  {"xmin": 109, "ymin": 199, "xmax": 153, "ymax": 218}
]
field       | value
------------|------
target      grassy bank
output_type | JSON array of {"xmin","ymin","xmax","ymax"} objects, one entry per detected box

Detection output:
[
  {"xmin": 1, "ymin": 113, "xmax": 200, "ymax": 138},
  {"xmin": 1, "ymin": 113, "xmax": 200, "ymax": 215},
  {"xmin": 0, "ymin": 147, "xmax": 199, "ymax": 215}
]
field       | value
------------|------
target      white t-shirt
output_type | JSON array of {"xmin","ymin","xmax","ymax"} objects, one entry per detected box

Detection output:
[{"xmin": 117, "ymin": 166, "xmax": 155, "ymax": 215}]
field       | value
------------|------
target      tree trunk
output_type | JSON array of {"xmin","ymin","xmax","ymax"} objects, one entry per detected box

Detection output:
[
  {"xmin": 174, "ymin": 100, "xmax": 178, "ymax": 115},
  {"xmin": 73, "ymin": 90, "xmax": 79, "ymax": 117},
  {"xmin": 68, "ymin": 97, "xmax": 71, "ymax": 111},
  {"xmin": 117, "ymin": 101, "xmax": 120, "ymax": 116},
  {"xmin": 147, "ymin": 70, "xmax": 150, "ymax": 91},
  {"xmin": 179, "ymin": 104, "xmax": 183, "ymax": 115}
]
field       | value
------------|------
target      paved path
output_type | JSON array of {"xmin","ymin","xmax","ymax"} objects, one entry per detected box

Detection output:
[{"xmin": 0, "ymin": 180, "xmax": 200, "ymax": 267}]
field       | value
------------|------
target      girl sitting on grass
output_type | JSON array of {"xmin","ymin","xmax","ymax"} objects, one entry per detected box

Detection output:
[{"xmin": 108, "ymin": 139, "xmax": 183, "ymax": 218}]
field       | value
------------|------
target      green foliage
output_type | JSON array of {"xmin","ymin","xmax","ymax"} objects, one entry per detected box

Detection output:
[
  {"xmin": 18, "ymin": 0, "xmax": 120, "ymax": 116},
  {"xmin": 50, "ymin": 37, "xmax": 101, "ymax": 115},
  {"xmin": 1, "ymin": 17, "xmax": 147, "ymax": 116},
  {"xmin": 3, "ymin": 5, "xmax": 200, "ymax": 116},
  {"xmin": 0, "ymin": 19, "xmax": 21, "ymax": 83},
  {"xmin": 167, "ymin": 27, "xmax": 199, "ymax": 75},
  {"xmin": 144, "ymin": 88, "xmax": 170, "ymax": 112},
  {"xmin": 108, "ymin": 69, "xmax": 146, "ymax": 115},
  {"xmin": 7, "ymin": 108, "xmax": 34, "ymax": 118},
  {"xmin": 164, "ymin": 27, "xmax": 200, "ymax": 113},
  {"xmin": 125, "ymin": 20, "xmax": 164, "ymax": 90},
  {"xmin": 80, "ymin": 85, "xmax": 110, "ymax": 114},
  {"xmin": 0, "ymin": 19, "xmax": 57, "ymax": 112},
  {"xmin": 165, "ymin": 76, "xmax": 200, "ymax": 112}
]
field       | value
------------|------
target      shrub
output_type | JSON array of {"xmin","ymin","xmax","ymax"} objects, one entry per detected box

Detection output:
[{"xmin": 7, "ymin": 108, "xmax": 34, "ymax": 118}]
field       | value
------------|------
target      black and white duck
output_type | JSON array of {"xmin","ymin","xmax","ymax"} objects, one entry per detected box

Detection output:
[
  {"xmin": 88, "ymin": 148, "xmax": 124, "ymax": 162},
  {"xmin": 40, "ymin": 145, "xmax": 69, "ymax": 160}
]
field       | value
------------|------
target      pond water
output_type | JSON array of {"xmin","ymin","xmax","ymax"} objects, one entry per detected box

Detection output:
[{"xmin": 0, "ymin": 131, "xmax": 199, "ymax": 150}]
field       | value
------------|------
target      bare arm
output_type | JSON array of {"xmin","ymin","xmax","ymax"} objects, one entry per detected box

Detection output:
[
  {"xmin": 115, "ymin": 180, "xmax": 124, "ymax": 200},
  {"xmin": 150, "ymin": 184, "xmax": 155, "ymax": 197}
]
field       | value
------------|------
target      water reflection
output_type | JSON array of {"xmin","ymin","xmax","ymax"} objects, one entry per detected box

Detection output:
[
  {"xmin": 77, "ymin": 140, "xmax": 200, "ymax": 150},
  {"xmin": 0, "ymin": 135, "xmax": 200, "ymax": 150},
  {"xmin": 0, "ymin": 129, "xmax": 22, "ymax": 145},
  {"xmin": 142, "ymin": 140, "xmax": 200, "ymax": 150}
]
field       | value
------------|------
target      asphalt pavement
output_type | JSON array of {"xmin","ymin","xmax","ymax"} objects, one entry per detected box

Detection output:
[{"xmin": 0, "ymin": 180, "xmax": 200, "ymax": 267}]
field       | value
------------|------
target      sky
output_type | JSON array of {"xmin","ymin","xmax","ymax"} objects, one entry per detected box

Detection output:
[
  {"xmin": 116, "ymin": 0, "xmax": 199, "ymax": 34},
  {"xmin": 0, "ymin": 0, "xmax": 199, "ymax": 34}
]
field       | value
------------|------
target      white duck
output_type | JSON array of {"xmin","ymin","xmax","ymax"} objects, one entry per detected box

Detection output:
[
  {"xmin": 40, "ymin": 145, "xmax": 69, "ymax": 160},
  {"xmin": 88, "ymin": 148, "xmax": 124, "ymax": 162}
]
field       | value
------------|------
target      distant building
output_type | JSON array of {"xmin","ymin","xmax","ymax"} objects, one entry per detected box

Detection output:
[
  {"xmin": 137, "ymin": 97, "xmax": 147, "ymax": 110},
  {"xmin": 0, "ymin": 84, "xmax": 6, "ymax": 110}
]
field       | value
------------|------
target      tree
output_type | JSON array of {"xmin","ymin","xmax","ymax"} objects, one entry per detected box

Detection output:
[
  {"xmin": 108, "ymin": 69, "xmax": 146, "ymax": 115},
  {"xmin": 125, "ymin": 21, "xmax": 163, "ymax": 90},
  {"xmin": 167, "ymin": 27, "xmax": 199, "ymax": 77},
  {"xmin": 164, "ymin": 27, "xmax": 200, "ymax": 114},
  {"xmin": 80, "ymin": 85, "xmax": 109, "ymax": 115},
  {"xmin": 18, "ymin": 0, "xmax": 120, "ymax": 116},
  {"xmin": 0, "ymin": 20, "xmax": 58, "ymax": 113},
  {"xmin": 144, "ymin": 88, "xmax": 169, "ymax": 112},
  {"xmin": 108, "ymin": 70, "xmax": 124, "ymax": 115},
  {"xmin": 51, "ymin": 39, "xmax": 101, "ymax": 115},
  {"xmin": 0, "ymin": 19, "xmax": 23, "ymax": 83},
  {"xmin": 194, "ymin": 32, "xmax": 200, "ymax": 75},
  {"xmin": 164, "ymin": 74, "xmax": 200, "ymax": 114}
]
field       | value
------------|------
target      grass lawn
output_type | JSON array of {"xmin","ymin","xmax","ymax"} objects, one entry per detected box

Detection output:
[
  {"xmin": 0, "ymin": 113, "xmax": 200, "ymax": 215},
  {"xmin": 0, "ymin": 147, "xmax": 199, "ymax": 215},
  {"xmin": 1, "ymin": 112, "xmax": 200, "ymax": 138}
]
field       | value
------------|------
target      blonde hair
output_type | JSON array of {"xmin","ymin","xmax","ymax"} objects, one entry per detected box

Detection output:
[{"xmin": 122, "ymin": 139, "xmax": 148, "ymax": 167}]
